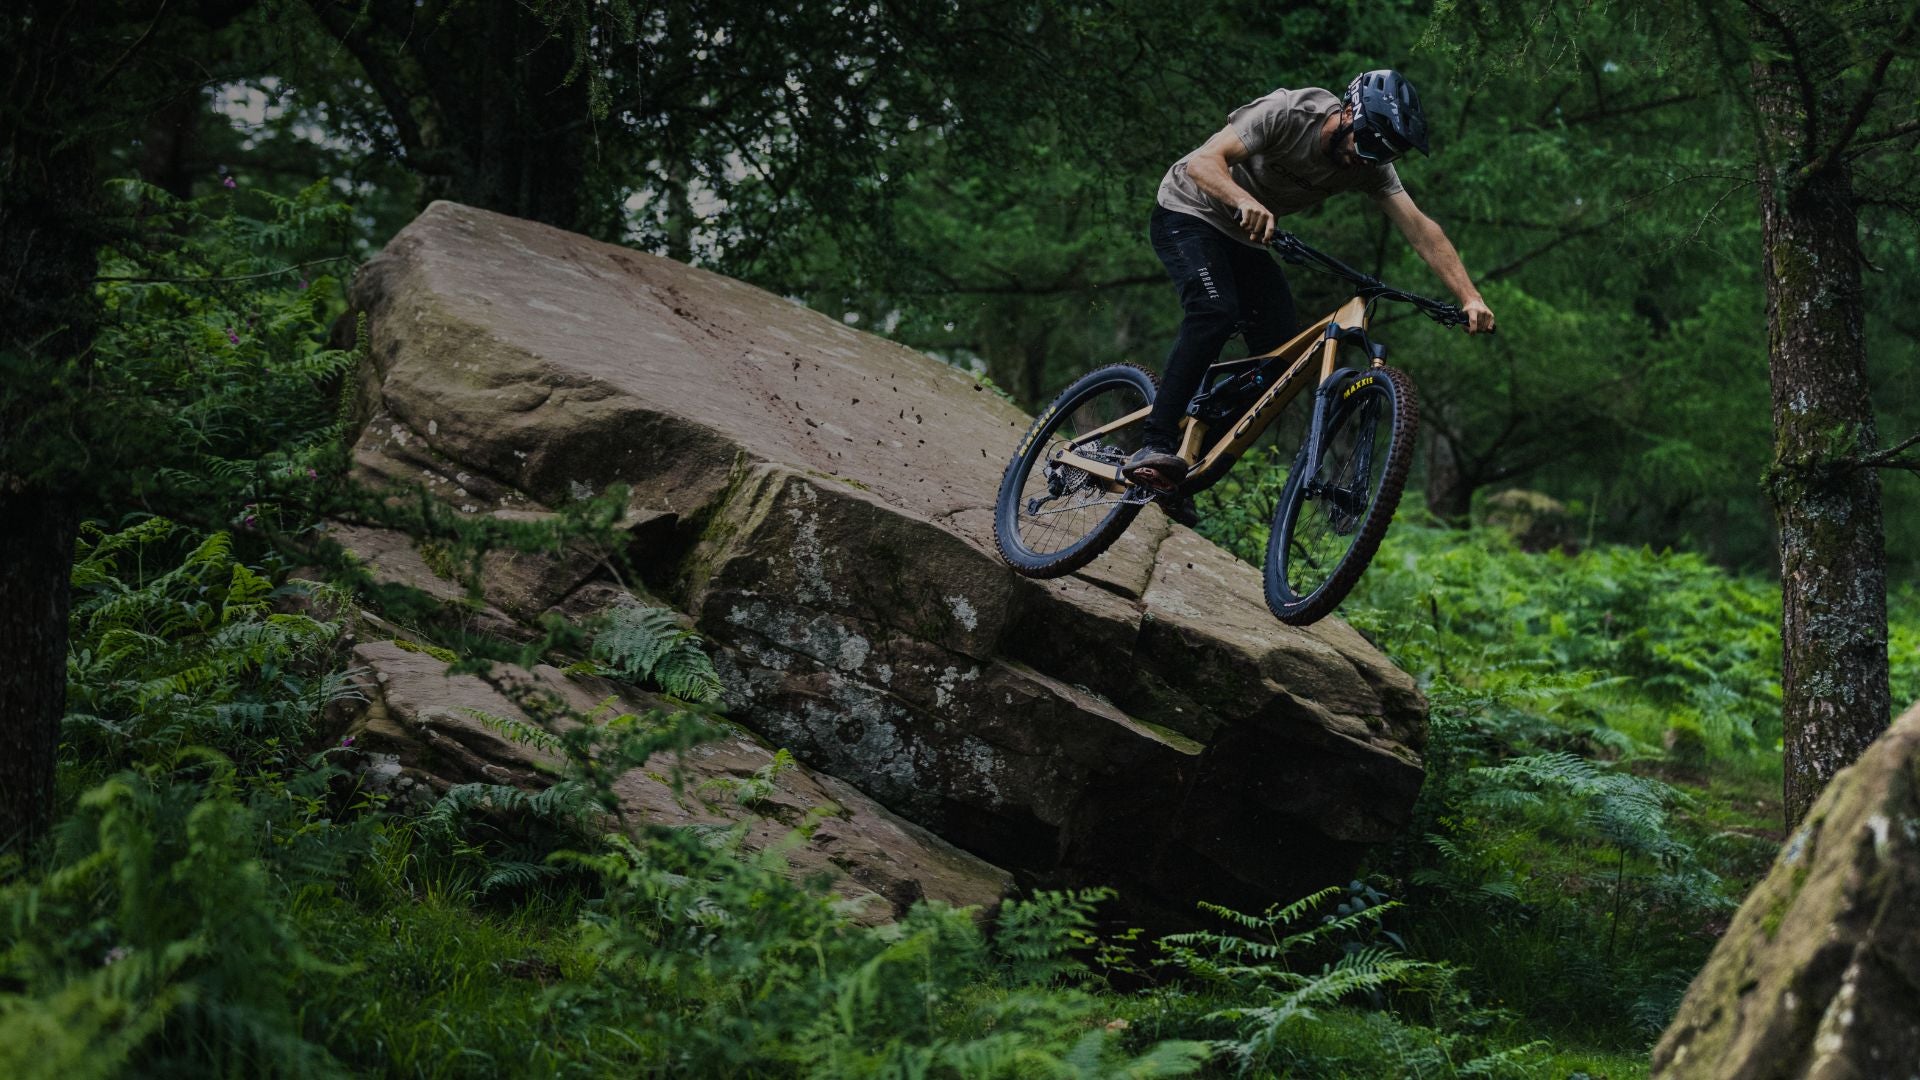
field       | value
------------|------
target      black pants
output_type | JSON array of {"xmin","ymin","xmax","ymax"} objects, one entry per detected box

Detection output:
[{"xmin": 1145, "ymin": 205, "xmax": 1296, "ymax": 447}]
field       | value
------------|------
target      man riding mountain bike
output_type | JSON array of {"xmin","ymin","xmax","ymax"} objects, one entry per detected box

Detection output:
[{"xmin": 1126, "ymin": 69, "xmax": 1497, "ymax": 518}]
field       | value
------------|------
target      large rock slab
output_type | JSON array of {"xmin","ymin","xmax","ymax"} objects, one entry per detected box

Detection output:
[
  {"xmin": 346, "ymin": 201, "xmax": 1429, "ymax": 916},
  {"xmin": 1653, "ymin": 702, "xmax": 1920, "ymax": 1078},
  {"xmin": 339, "ymin": 639, "xmax": 1012, "ymax": 923}
]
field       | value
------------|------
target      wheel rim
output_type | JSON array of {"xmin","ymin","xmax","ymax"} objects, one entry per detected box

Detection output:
[
  {"xmin": 1010, "ymin": 380, "xmax": 1149, "ymax": 559},
  {"xmin": 1281, "ymin": 388, "xmax": 1392, "ymax": 601}
]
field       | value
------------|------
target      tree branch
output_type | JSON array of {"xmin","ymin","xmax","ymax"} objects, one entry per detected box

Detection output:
[
  {"xmin": 92, "ymin": 255, "xmax": 356, "ymax": 285},
  {"xmin": 94, "ymin": 0, "xmax": 170, "ymax": 93},
  {"xmin": 302, "ymin": 0, "xmax": 437, "ymax": 171},
  {"xmin": 779, "ymin": 271, "xmax": 1167, "ymax": 298},
  {"xmin": 1557, "ymin": 92, "xmax": 1700, "ymax": 128},
  {"xmin": 1806, "ymin": 10, "xmax": 1917, "ymax": 174},
  {"xmin": 1856, "ymin": 430, "xmax": 1920, "ymax": 471},
  {"xmin": 1849, "ymin": 117, "xmax": 1920, "ymax": 154}
]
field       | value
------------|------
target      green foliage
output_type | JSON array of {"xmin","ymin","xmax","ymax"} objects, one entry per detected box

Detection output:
[
  {"xmin": 1189, "ymin": 505, "xmax": 1891, "ymax": 1047},
  {"xmin": 1193, "ymin": 441, "xmax": 1306, "ymax": 567},
  {"xmin": 18, "ymin": 524, "xmax": 1228, "ymax": 1078},
  {"xmin": 63, "ymin": 180, "xmax": 360, "ymax": 522},
  {"xmin": 1332, "ymin": 520, "xmax": 1785, "ymax": 754},
  {"xmin": 588, "ymin": 604, "xmax": 725, "ymax": 704},
  {"xmin": 1, "ymin": 760, "xmax": 350, "ymax": 1077},
  {"xmin": 992, "ymin": 888, "xmax": 1112, "ymax": 987},
  {"xmin": 301, "ymin": 670, "xmax": 1213, "ymax": 1077},
  {"xmin": 1279, "ymin": 520, "xmax": 1835, "ymax": 1045},
  {"xmin": 64, "ymin": 518, "xmax": 351, "ymax": 778},
  {"xmin": 561, "ymin": 825, "xmax": 1209, "ymax": 1078},
  {"xmin": 1143, "ymin": 889, "xmax": 1551, "ymax": 1078},
  {"xmin": 698, "ymin": 747, "xmax": 796, "ymax": 809}
]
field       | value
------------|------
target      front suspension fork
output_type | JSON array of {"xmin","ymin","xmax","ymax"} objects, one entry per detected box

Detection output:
[{"xmin": 1298, "ymin": 322, "xmax": 1386, "ymax": 491}]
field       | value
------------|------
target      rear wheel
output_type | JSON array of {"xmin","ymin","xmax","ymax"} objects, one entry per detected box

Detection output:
[
  {"xmin": 994, "ymin": 364, "xmax": 1157, "ymax": 578},
  {"xmin": 1264, "ymin": 366, "xmax": 1417, "ymax": 625}
]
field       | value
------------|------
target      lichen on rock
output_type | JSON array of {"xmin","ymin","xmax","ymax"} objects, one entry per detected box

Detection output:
[{"xmin": 1653, "ymin": 701, "xmax": 1920, "ymax": 1078}]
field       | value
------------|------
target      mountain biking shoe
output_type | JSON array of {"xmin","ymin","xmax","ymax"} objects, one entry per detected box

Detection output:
[
  {"xmin": 1159, "ymin": 491, "xmax": 1200, "ymax": 528},
  {"xmin": 1122, "ymin": 446, "xmax": 1187, "ymax": 494}
]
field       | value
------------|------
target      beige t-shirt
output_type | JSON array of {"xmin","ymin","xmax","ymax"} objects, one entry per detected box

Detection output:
[{"xmin": 1156, "ymin": 87, "xmax": 1404, "ymax": 248}]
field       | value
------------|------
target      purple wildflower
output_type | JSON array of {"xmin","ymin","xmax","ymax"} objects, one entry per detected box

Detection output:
[
  {"xmin": 226, "ymin": 326, "xmax": 240, "ymax": 345},
  {"xmin": 340, "ymin": 734, "xmax": 356, "ymax": 749},
  {"xmin": 223, "ymin": 175, "xmax": 237, "ymax": 190},
  {"xmin": 306, "ymin": 467, "xmax": 319, "ymax": 480},
  {"xmin": 243, "ymin": 514, "xmax": 257, "ymax": 528},
  {"xmin": 298, "ymin": 278, "xmax": 310, "ymax": 291}
]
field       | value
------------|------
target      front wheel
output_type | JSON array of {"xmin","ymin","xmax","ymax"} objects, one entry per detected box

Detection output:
[
  {"xmin": 1264, "ymin": 366, "xmax": 1417, "ymax": 626},
  {"xmin": 994, "ymin": 363, "xmax": 1157, "ymax": 578}
]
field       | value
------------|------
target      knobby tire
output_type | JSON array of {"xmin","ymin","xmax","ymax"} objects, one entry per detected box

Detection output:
[
  {"xmin": 1264, "ymin": 365, "xmax": 1418, "ymax": 625},
  {"xmin": 993, "ymin": 363, "xmax": 1158, "ymax": 579}
]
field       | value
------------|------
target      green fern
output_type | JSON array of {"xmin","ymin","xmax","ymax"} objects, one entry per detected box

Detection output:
[
  {"xmin": 992, "ymin": 889, "xmax": 1113, "ymax": 985},
  {"xmin": 63, "ymin": 520, "xmax": 347, "ymax": 774},
  {"xmin": 1157, "ymin": 889, "xmax": 1460, "ymax": 1074},
  {"xmin": 479, "ymin": 860, "xmax": 561, "ymax": 895},
  {"xmin": 590, "ymin": 604, "xmax": 724, "ymax": 703},
  {"xmin": 424, "ymin": 781, "xmax": 592, "ymax": 833},
  {"xmin": 697, "ymin": 747, "xmax": 795, "ymax": 808},
  {"xmin": 463, "ymin": 706, "xmax": 565, "ymax": 754},
  {"xmin": 1, "ymin": 759, "xmax": 341, "ymax": 1077}
]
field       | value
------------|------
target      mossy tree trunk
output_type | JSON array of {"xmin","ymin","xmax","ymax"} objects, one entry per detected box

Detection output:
[
  {"xmin": 0, "ymin": 0, "xmax": 107, "ymax": 851},
  {"xmin": 0, "ymin": 497, "xmax": 81, "ymax": 852},
  {"xmin": 1753, "ymin": 48, "xmax": 1891, "ymax": 828},
  {"xmin": 1423, "ymin": 425, "xmax": 1474, "ymax": 525}
]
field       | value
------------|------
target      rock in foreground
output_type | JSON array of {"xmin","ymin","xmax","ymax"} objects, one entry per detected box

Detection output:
[
  {"xmin": 344, "ymin": 201, "xmax": 1429, "ymax": 918},
  {"xmin": 1654, "ymin": 702, "xmax": 1920, "ymax": 1078},
  {"xmin": 340, "ymin": 639, "xmax": 1011, "ymax": 923}
]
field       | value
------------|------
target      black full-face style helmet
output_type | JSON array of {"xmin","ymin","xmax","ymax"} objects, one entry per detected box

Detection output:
[{"xmin": 1342, "ymin": 69, "xmax": 1430, "ymax": 163}]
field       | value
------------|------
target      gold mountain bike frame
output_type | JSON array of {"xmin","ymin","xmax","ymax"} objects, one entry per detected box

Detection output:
[{"xmin": 1053, "ymin": 294, "xmax": 1373, "ymax": 492}]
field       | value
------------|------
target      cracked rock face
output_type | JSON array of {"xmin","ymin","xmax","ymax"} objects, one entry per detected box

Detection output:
[
  {"xmin": 346, "ymin": 201, "xmax": 1429, "ymax": 918},
  {"xmin": 339, "ymin": 640, "xmax": 1010, "ymax": 923},
  {"xmin": 1653, "ymin": 702, "xmax": 1920, "ymax": 1079}
]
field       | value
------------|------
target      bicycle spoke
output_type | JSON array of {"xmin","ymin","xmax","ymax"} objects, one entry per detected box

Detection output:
[
  {"xmin": 1011, "ymin": 384, "xmax": 1148, "ymax": 558},
  {"xmin": 1283, "ymin": 390, "xmax": 1391, "ymax": 599}
]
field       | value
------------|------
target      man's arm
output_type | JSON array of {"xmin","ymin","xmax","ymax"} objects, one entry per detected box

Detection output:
[
  {"xmin": 1184, "ymin": 126, "xmax": 1276, "ymax": 243},
  {"xmin": 1379, "ymin": 191, "xmax": 1495, "ymax": 334}
]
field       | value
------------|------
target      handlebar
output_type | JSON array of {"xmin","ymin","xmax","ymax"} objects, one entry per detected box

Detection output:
[{"xmin": 1268, "ymin": 230, "xmax": 1473, "ymax": 330}]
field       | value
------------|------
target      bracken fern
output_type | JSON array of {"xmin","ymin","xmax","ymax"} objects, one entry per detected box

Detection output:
[{"xmin": 589, "ymin": 604, "xmax": 724, "ymax": 703}]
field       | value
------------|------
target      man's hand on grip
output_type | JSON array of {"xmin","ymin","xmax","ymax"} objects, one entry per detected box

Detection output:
[
  {"xmin": 1463, "ymin": 298, "xmax": 1495, "ymax": 334},
  {"xmin": 1236, "ymin": 202, "xmax": 1275, "ymax": 244}
]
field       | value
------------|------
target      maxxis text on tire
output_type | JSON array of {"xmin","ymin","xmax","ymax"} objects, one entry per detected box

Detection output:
[{"xmin": 1263, "ymin": 365, "xmax": 1418, "ymax": 625}]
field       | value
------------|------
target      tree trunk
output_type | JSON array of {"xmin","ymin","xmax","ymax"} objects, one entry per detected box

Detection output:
[
  {"xmin": 137, "ymin": 78, "xmax": 203, "ymax": 200},
  {"xmin": 1423, "ymin": 426, "xmax": 1474, "ymax": 524},
  {"xmin": 1754, "ymin": 61, "xmax": 1891, "ymax": 827},
  {"xmin": 1, "ymin": 0, "xmax": 106, "ymax": 851},
  {"xmin": 663, "ymin": 155, "xmax": 696, "ymax": 264},
  {"xmin": 0, "ymin": 496, "xmax": 79, "ymax": 851},
  {"xmin": 448, "ymin": 2, "xmax": 592, "ymax": 231}
]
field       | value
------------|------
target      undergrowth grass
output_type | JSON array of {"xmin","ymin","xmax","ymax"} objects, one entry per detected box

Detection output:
[
  {"xmin": 10, "ymin": 193, "xmax": 1902, "ymax": 1075},
  {"xmin": 17, "ymin": 498, "xmax": 1880, "ymax": 1076}
]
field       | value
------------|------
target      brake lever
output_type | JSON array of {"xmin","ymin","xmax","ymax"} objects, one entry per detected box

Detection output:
[{"xmin": 1269, "ymin": 232, "xmax": 1311, "ymax": 265}]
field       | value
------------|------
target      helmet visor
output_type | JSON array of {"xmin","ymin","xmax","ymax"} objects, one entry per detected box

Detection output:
[{"xmin": 1352, "ymin": 126, "xmax": 1405, "ymax": 164}]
